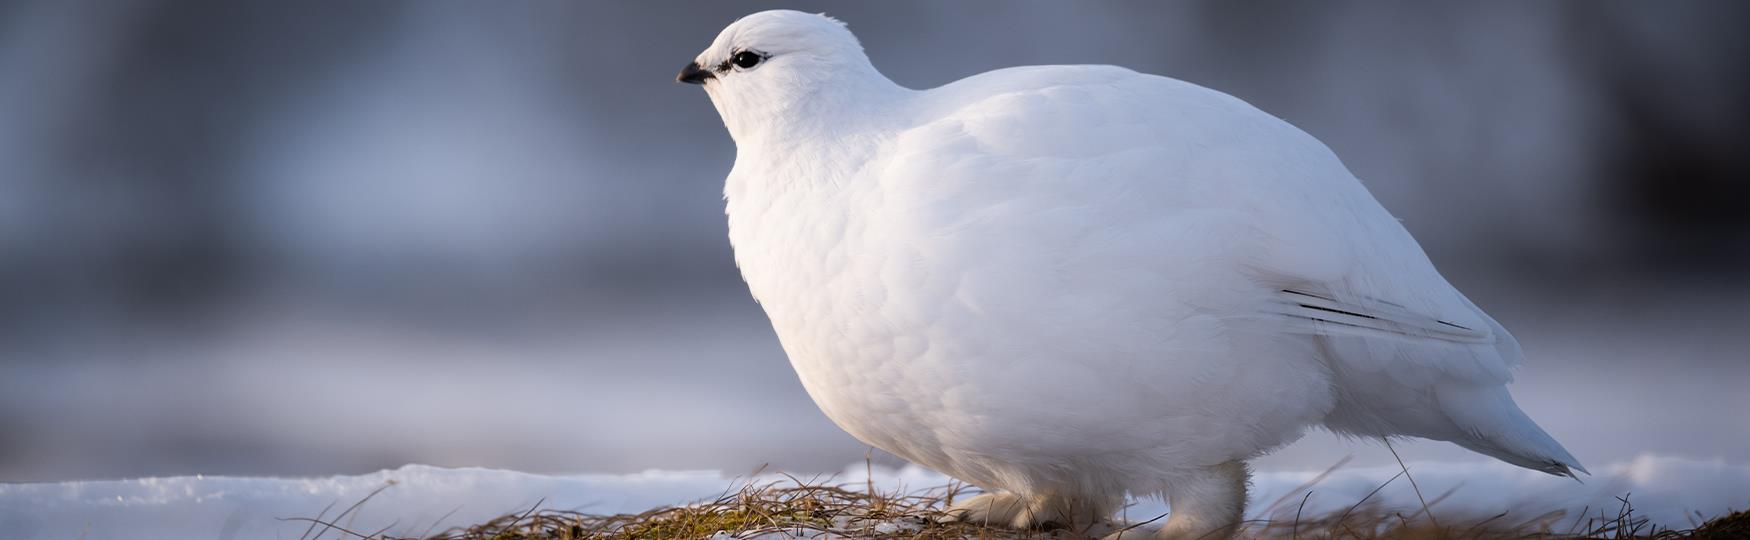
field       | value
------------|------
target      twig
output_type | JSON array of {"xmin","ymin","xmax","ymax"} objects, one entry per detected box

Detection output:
[
  {"xmin": 1385, "ymin": 438, "xmax": 1440, "ymax": 530},
  {"xmin": 1335, "ymin": 470, "xmax": 1404, "ymax": 527},
  {"xmin": 1261, "ymin": 455, "xmax": 1352, "ymax": 518},
  {"xmin": 278, "ymin": 517, "xmax": 377, "ymax": 540},
  {"xmin": 1292, "ymin": 490, "xmax": 1312, "ymax": 540},
  {"xmin": 312, "ymin": 481, "xmax": 397, "ymax": 540},
  {"xmin": 418, "ymin": 505, "xmax": 463, "ymax": 539},
  {"xmin": 300, "ymin": 500, "xmax": 338, "ymax": 540}
]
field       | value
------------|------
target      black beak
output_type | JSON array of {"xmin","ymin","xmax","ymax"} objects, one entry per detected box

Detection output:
[{"xmin": 677, "ymin": 62, "xmax": 713, "ymax": 84}]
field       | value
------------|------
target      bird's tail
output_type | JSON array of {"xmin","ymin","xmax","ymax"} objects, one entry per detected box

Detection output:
[{"xmin": 1434, "ymin": 383, "xmax": 1588, "ymax": 479}]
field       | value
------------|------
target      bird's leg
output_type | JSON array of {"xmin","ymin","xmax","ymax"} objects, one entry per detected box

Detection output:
[
  {"xmin": 943, "ymin": 491, "xmax": 1118, "ymax": 531},
  {"xmin": 942, "ymin": 492, "xmax": 1030, "ymax": 527},
  {"xmin": 1105, "ymin": 461, "xmax": 1249, "ymax": 540},
  {"xmin": 1159, "ymin": 461, "xmax": 1249, "ymax": 540}
]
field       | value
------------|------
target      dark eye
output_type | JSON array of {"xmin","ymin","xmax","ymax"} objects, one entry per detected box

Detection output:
[{"xmin": 732, "ymin": 51, "xmax": 763, "ymax": 69}]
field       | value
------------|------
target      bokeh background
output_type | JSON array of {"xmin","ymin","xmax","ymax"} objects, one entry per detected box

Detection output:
[{"xmin": 2, "ymin": 1, "xmax": 1747, "ymax": 483}]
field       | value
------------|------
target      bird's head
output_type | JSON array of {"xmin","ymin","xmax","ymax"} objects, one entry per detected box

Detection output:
[{"xmin": 677, "ymin": 10, "xmax": 898, "ymax": 144}]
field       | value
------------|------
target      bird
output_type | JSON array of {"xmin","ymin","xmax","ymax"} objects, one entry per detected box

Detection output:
[{"xmin": 676, "ymin": 10, "xmax": 1584, "ymax": 539}]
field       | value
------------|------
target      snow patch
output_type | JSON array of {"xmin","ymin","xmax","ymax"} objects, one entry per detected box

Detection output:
[{"xmin": 1, "ymin": 455, "xmax": 1744, "ymax": 539}]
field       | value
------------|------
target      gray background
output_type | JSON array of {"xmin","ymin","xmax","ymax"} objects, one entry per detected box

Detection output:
[{"xmin": 2, "ymin": 1, "xmax": 1746, "ymax": 482}]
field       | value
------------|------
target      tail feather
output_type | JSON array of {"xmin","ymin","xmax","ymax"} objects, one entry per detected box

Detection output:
[{"xmin": 1434, "ymin": 383, "xmax": 1587, "ymax": 478}]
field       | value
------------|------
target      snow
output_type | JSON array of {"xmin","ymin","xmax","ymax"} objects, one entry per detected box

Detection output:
[{"xmin": 1, "ymin": 455, "xmax": 1744, "ymax": 539}]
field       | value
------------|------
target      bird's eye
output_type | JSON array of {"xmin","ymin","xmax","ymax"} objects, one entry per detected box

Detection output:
[{"xmin": 732, "ymin": 51, "xmax": 763, "ymax": 69}]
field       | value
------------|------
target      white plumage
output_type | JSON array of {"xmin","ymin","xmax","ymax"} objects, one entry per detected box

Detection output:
[{"xmin": 679, "ymin": 10, "xmax": 1583, "ymax": 539}]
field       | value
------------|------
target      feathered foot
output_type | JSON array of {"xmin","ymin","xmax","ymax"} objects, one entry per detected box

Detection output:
[
  {"xmin": 941, "ymin": 491, "xmax": 1118, "ymax": 532},
  {"xmin": 1104, "ymin": 461, "xmax": 1249, "ymax": 540}
]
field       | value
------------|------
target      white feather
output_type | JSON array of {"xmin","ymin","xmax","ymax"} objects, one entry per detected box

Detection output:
[{"xmin": 684, "ymin": 10, "xmax": 1584, "ymax": 536}]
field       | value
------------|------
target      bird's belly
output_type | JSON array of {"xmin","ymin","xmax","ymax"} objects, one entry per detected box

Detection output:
[
  {"xmin": 729, "ymin": 187, "xmax": 1332, "ymax": 493},
  {"xmin": 745, "ymin": 254, "xmax": 1331, "ymax": 493}
]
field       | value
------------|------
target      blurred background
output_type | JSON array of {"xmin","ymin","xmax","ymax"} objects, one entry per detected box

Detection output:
[{"xmin": 2, "ymin": 1, "xmax": 1747, "ymax": 483}]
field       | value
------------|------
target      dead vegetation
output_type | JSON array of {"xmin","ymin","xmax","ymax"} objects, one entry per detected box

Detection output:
[{"xmin": 285, "ymin": 462, "xmax": 1746, "ymax": 540}]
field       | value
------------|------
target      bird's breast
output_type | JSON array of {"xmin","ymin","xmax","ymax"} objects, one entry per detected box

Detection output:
[{"xmin": 723, "ymin": 171, "xmax": 969, "ymax": 451}]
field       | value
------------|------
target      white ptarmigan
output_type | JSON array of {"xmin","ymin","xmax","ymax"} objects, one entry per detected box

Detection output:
[{"xmin": 678, "ymin": 10, "xmax": 1584, "ymax": 539}]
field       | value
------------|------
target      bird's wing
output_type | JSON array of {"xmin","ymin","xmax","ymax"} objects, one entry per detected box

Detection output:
[
  {"xmin": 1268, "ymin": 289, "xmax": 1491, "ymax": 344},
  {"xmin": 895, "ymin": 66, "xmax": 1582, "ymax": 475},
  {"xmin": 900, "ymin": 65, "xmax": 1516, "ymax": 382},
  {"xmin": 1135, "ymin": 76, "xmax": 1591, "ymax": 477}
]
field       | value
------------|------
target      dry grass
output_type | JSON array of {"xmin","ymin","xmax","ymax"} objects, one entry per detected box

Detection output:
[
  {"xmin": 286, "ymin": 464, "xmax": 1747, "ymax": 540},
  {"xmin": 424, "ymin": 478, "xmax": 998, "ymax": 540}
]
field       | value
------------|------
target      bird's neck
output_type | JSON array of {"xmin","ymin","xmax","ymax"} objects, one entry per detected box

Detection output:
[
  {"xmin": 720, "ymin": 77, "xmax": 902, "ymax": 231},
  {"xmin": 719, "ymin": 70, "xmax": 911, "ymax": 151}
]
